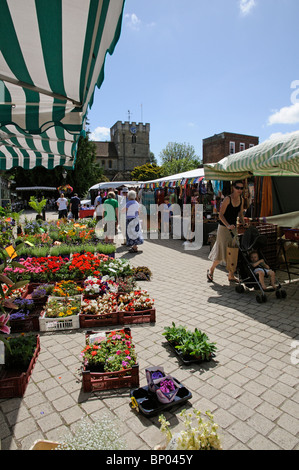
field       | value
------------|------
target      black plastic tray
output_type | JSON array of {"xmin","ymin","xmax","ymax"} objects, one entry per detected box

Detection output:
[
  {"xmin": 166, "ymin": 341, "xmax": 216, "ymax": 365},
  {"xmin": 130, "ymin": 378, "xmax": 192, "ymax": 417}
]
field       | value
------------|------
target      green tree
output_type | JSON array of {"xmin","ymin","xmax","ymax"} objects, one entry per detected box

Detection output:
[
  {"xmin": 159, "ymin": 142, "xmax": 202, "ymax": 177},
  {"xmin": 65, "ymin": 134, "xmax": 104, "ymax": 197},
  {"xmin": 130, "ymin": 163, "xmax": 162, "ymax": 181}
]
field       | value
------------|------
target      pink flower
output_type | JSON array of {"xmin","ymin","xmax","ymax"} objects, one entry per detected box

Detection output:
[
  {"xmin": 116, "ymin": 350, "xmax": 121, "ymax": 355},
  {"xmin": 0, "ymin": 314, "xmax": 10, "ymax": 335}
]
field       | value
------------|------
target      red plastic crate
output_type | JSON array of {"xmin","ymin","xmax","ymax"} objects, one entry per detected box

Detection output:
[
  {"xmin": 0, "ymin": 335, "xmax": 40, "ymax": 398},
  {"xmin": 82, "ymin": 329, "xmax": 139, "ymax": 392},
  {"xmin": 118, "ymin": 308, "xmax": 156, "ymax": 325}
]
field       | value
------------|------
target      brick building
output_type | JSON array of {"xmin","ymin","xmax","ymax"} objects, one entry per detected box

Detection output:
[
  {"xmin": 94, "ymin": 121, "xmax": 150, "ymax": 180},
  {"xmin": 203, "ymin": 132, "xmax": 259, "ymax": 164}
]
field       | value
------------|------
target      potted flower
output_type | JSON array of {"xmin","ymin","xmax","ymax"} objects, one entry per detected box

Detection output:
[
  {"xmin": 133, "ymin": 266, "xmax": 152, "ymax": 281},
  {"xmin": 162, "ymin": 323, "xmax": 217, "ymax": 363},
  {"xmin": 40, "ymin": 297, "xmax": 81, "ymax": 332},
  {"xmin": 50, "ymin": 280, "xmax": 83, "ymax": 299},
  {"xmin": 81, "ymin": 328, "xmax": 139, "ymax": 392},
  {"xmin": 117, "ymin": 290, "xmax": 156, "ymax": 324},
  {"xmin": 31, "ymin": 416, "xmax": 128, "ymax": 450},
  {"xmin": 44, "ymin": 297, "xmax": 81, "ymax": 318},
  {"xmin": 118, "ymin": 290, "xmax": 154, "ymax": 312},
  {"xmin": 28, "ymin": 196, "xmax": 47, "ymax": 221},
  {"xmin": 158, "ymin": 408, "xmax": 222, "ymax": 450},
  {"xmin": 79, "ymin": 292, "xmax": 118, "ymax": 328},
  {"xmin": 83, "ymin": 276, "xmax": 118, "ymax": 299},
  {"xmin": 114, "ymin": 276, "xmax": 137, "ymax": 294}
]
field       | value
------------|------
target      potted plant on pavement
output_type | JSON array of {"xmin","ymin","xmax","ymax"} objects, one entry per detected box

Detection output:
[{"xmin": 28, "ymin": 196, "xmax": 47, "ymax": 221}]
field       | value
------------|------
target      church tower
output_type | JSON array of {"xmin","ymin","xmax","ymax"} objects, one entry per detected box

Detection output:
[{"xmin": 110, "ymin": 121, "xmax": 150, "ymax": 173}]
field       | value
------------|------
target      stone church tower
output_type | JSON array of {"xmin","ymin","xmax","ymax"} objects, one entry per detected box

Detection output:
[{"xmin": 94, "ymin": 121, "xmax": 150, "ymax": 180}]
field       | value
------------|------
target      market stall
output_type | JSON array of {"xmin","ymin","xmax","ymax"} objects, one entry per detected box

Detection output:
[{"xmin": 204, "ymin": 131, "xmax": 299, "ymax": 277}]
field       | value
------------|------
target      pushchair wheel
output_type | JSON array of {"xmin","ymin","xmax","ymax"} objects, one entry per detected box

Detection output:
[
  {"xmin": 281, "ymin": 289, "xmax": 287, "ymax": 299},
  {"xmin": 276, "ymin": 290, "xmax": 281, "ymax": 299},
  {"xmin": 235, "ymin": 284, "xmax": 245, "ymax": 294},
  {"xmin": 256, "ymin": 294, "xmax": 267, "ymax": 303}
]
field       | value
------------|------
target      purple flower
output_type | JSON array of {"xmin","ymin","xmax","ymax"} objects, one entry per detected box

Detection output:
[{"xmin": 152, "ymin": 371, "xmax": 164, "ymax": 380}]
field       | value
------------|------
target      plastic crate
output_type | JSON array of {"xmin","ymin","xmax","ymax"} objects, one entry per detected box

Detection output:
[
  {"xmin": 0, "ymin": 335, "xmax": 40, "ymax": 398},
  {"xmin": 79, "ymin": 311, "xmax": 119, "ymax": 328},
  {"xmin": 39, "ymin": 311, "xmax": 80, "ymax": 332},
  {"xmin": 118, "ymin": 308, "xmax": 156, "ymax": 325},
  {"xmin": 82, "ymin": 328, "xmax": 139, "ymax": 392}
]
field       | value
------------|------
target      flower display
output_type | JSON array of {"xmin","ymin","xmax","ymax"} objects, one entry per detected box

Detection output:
[
  {"xmin": 0, "ymin": 313, "xmax": 10, "ymax": 335},
  {"xmin": 81, "ymin": 329, "xmax": 137, "ymax": 373},
  {"xmin": 52, "ymin": 280, "xmax": 83, "ymax": 298},
  {"xmin": 9, "ymin": 298, "xmax": 35, "ymax": 320},
  {"xmin": 81, "ymin": 292, "xmax": 118, "ymax": 316},
  {"xmin": 118, "ymin": 290, "xmax": 154, "ymax": 312},
  {"xmin": 99, "ymin": 258, "xmax": 134, "ymax": 280},
  {"xmin": 83, "ymin": 276, "xmax": 118, "ymax": 297},
  {"xmin": 45, "ymin": 298, "xmax": 81, "ymax": 318},
  {"xmin": 159, "ymin": 409, "xmax": 222, "ymax": 450}
]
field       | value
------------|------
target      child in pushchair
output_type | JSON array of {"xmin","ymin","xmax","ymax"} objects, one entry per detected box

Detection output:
[{"xmin": 235, "ymin": 226, "xmax": 286, "ymax": 303}]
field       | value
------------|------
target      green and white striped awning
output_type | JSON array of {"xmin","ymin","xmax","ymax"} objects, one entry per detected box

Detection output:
[
  {"xmin": 204, "ymin": 131, "xmax": 299, "ymax": 181},
  {"xmin": 0, "ymin": 0, "xmax": 125, "ymax": 169}
]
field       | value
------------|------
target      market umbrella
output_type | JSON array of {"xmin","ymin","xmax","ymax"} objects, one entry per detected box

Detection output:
[
  {"xmin": 204, "ymin": 131, "xmax": 299, "ymax": 181},
  {"xmin": 0, "ymin": 0, "xmax": 125, "ymax": 169}
]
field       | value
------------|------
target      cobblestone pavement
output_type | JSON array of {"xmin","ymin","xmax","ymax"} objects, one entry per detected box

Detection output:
[{"xmin": 0, "ymin": 212, "xmax": 299, "ymax": 450}]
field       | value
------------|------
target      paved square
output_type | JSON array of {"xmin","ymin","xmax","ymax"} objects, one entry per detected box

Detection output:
[{"xmin": 1, "ymin": 230, "xmax": 298, "ymax": 450}]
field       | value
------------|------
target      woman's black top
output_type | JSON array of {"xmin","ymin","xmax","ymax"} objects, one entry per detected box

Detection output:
[{"xmin": 219, "ymin": 196, "xmax": 242, "ymax": 227}]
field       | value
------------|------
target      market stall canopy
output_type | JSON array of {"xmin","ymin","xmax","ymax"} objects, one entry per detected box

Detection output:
[
  {"xmin": 0, "ymin": 0, "xmax": 125, "ymax": 170},
  {"xmin": 15, "ymin": 186, "xmax": 56, "ymax": 191},
  {"xmin": 204, "ymin": 131, "xmax": 299, "ymax": 181},
  {"xmin": 140, "ymin": 168, "xmax": 205, "ymax": 188},
  {"xmin": 89, "ymin": 181, "xmax": 140, "ymax": 191}
]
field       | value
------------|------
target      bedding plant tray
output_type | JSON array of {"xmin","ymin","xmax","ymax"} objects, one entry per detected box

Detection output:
[
  {"xmin": 81, "ymin": 328, "xmax": 139, "ymax": 392},
  {"xmin": 117, "ymin": 290, "xmax": 155, "ymax": 325},
  {"xmin": 130, "ymin": 378, "xmax": 192, "ymax": 417},
  {"xmin": 79, "ymin": 293, "xmax": 119, "ymax": 328},
  {"xmin": 163, "ymin": 323, "xmax": 217, "ymax": 365},
  {"xmin": 0, "ymin": 334, "xmax": 40, "ymax": 398}
]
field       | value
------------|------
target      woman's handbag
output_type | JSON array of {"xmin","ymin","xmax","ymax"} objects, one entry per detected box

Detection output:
[{"xmin": 226, "ymin": 246, "xmax": 239, "ymax": 272}]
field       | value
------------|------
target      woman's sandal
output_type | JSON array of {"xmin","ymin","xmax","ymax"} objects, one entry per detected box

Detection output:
[
  {"xmin": 207, "ymin": 270, "xmax": 214, "ymax": 283},
  {"xmin": 129, "ymin": 247, "xmax": 138, "ymax": 253}
]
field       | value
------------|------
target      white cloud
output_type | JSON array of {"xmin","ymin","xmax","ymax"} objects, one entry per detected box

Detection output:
[
  {"xmin": 124, "ymin": 13, "xmax": 156, "ymax": 31},
  {"xmin": 268, "ymin": 103, "xmax": 299, "ymax": 125},
  {"xmin": 239, "ymin": 0, "xmax": 257, "ymax": 16},
  {"xmin": 124, "ymin": 13, "xmax": 141, "ymax": 31},
  {"xmin": 89, "ymin": 126, "xmax": 110, "ymax": 141},
  {"xmin": 268, "ymin": 131, "xmax": 294, "ymax": 140}
]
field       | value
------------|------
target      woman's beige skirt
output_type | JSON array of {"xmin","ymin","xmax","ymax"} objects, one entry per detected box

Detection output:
[{"xmin": 208, "ymin": 224, "xmax": 237, "ymax": 263}]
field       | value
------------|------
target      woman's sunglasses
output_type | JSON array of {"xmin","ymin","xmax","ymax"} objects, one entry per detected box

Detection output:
[{"xmin": 235, "ymin": 186, "xmax": 244, "ymax": 190}]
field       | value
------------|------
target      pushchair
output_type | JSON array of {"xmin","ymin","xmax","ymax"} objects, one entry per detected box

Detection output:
[{"xmin": 233, "ymin": 226, "xmax": 287, "ymax": 303}]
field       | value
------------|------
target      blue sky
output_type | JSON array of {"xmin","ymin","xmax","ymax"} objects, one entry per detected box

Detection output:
[{"xmin": 87, "ymin": 0, "xmax": 299, "ymax": 163}]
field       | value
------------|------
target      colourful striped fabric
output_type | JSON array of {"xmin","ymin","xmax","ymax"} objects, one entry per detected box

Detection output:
[
  {"xmin": 204, "ymin": 132, "xmax": 299, "ymax": 181},
  {"xmin": 0, "ymin": 0, "xmax": 125, "ymax": 169}
]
